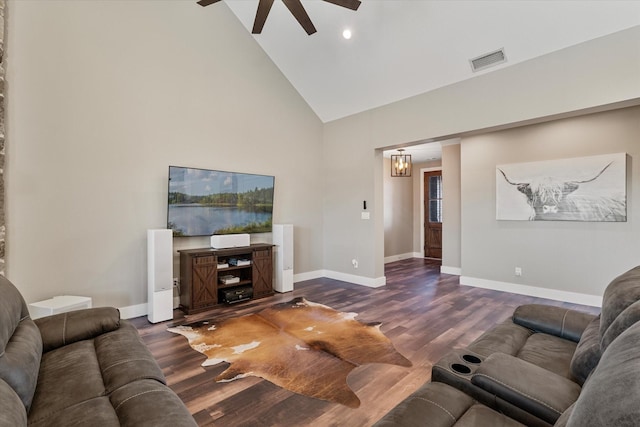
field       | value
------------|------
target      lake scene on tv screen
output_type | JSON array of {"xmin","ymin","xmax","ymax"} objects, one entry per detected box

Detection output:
[{"xmin": 168, "ymin": 167, "xmax": 274, "ymax": 237}]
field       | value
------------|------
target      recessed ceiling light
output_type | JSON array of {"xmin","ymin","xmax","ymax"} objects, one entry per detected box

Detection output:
[{"xmin": 342, "ymin": 29, "xmax": 352, "ymax": 40}]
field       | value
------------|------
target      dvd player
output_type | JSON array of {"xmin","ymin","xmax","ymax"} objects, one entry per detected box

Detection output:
[{"xmin": 220, "ymin": 286, "xmax": 253, "ymax": 304}]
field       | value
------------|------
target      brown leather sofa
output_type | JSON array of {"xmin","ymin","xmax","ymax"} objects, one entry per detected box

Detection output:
[
  {"xmin": 0, "ymin": 276, "xmax": 197, "ymax": 427},
  {"xmin": 374, "ymin": 265, "xmax": 640, "ymax": 427}
]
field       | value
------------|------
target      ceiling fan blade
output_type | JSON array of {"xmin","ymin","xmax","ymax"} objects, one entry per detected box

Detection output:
[
  {"xmin": 322, "ymin": 0, "xmax": 361, "ymax": 11},
  {"xmin": 196, "ymin": 0, "xmax": 222, "ymax": 6},
  {"xmin": 282, "ymin": 0, "xmax": 317, "ymax": 35},
  {"xmin": 252, "ymin": 0, "xmax": 276, "ymax": 34}
]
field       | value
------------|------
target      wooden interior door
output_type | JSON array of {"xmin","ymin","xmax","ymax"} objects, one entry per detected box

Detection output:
[{"xmin": 424, "ymin": 171, "xmax": 443, "ymax": 259}]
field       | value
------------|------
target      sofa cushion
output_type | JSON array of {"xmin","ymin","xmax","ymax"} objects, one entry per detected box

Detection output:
[
  {"xmin": 516, "ymin": 333, "xmax": 577, "ymax": 379},
  {"xmin": 467, "ymin": 319, "xmax": 533, "ymax": 357},
  {"xmin": 565, "ymin": 320, "xmax": 640, "ymax": 426},
  {"xmin": 95, "ymin": 321, "xmax": 166, "ymax": 393},
  {"xmin": 0, "ymin": 276, "xmax": 43, "ymax": 411},
  {"xmin": 570, "ymin": 315, "xmax": 601, "ymax": 385},
  {"xmin": 28, "ymin": 340, "xmax": 107, "ymax": 424},
  {"xmin": 0, "ymin": 276, "xmax": 27, "ymax": 353},
  {"xmin": 373, "ymin": 381, "xmax": 525, "ymax": 427},
  {"xmin": 27, "ymin": 319, "xmax": 196, "ymax": 427},
  {"xmin": 0, "ymin": 378, "xmax": 27, "ymax": 427},
  {"xmin": 599, "ymin": 265, "xmax": 640, "ymax": 346},
  {"xmin": 554, "ymin": 402, "xmax": 575, "ymax": 427},
  {"xmin": 600, "ymin": 300, "xmax": 640, "ymax": 352},
  {"xmin": 471, "ymin": 353, "xmax": 581, "ymax": 425},
  {"xmin": 373, "ymin": 381, "xmax": 476, "ymax": 426},
  {"xmin": 456, "ymin": 404, "xmax": 525, "ymax": 427},
  {"xmin": 28, "ymin": 397, "xmax": 121, "ymax": 427},
  {"xmin": 0, "ymin": 318, "xmax": 42, "ymax": 412}
]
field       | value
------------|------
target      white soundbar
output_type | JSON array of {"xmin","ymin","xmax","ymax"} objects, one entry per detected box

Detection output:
[{"xmin": 211, "ymin": 233, "xmax": 250, "ymax": 249}]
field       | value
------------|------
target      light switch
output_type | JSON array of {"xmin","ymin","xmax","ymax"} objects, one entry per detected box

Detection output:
[{"xmin": 361, "ymin": 212, "xmax": 370, "ymax": 220}]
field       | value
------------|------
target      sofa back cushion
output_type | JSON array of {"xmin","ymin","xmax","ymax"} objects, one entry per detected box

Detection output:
[
  {"xmin": 569, "ymin": 315, "xmax": 601, "ymax": 385},
  {"xmin": 0, "ymin": 378, "xmax": 27, "ymax": 426},
  {"xmin": 0, "ymin": 276, "xmax": 25, "ymax": 356},
  {"xmin": 599, "ymin": 265, "xmax": 640, "ymax": 351},
  {"xmin": 600, "ymin": 300, "xmax": 640, "ymax": 351},
  {"xmin": 564, "ymin": 320, "xmax": 640, "ymax": 426},
  {"xmin": 0, "ymin": 276, "xmax": 43, "ymax": 410}
]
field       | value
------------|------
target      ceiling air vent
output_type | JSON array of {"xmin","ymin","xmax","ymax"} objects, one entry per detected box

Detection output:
[{"xmin": 470, "ymin": 48, "xmax": 506, "ymax": 72}]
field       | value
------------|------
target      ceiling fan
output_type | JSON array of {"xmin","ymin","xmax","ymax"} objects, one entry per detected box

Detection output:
[{"xmin": 197, "ymin": 0, "xmax": 362, "ymax": 35}]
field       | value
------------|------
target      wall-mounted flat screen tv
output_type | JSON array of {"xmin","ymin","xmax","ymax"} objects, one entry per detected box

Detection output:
[{"xmin": 167, "ymin": 166, "xmax": 275, "ymax": 237}]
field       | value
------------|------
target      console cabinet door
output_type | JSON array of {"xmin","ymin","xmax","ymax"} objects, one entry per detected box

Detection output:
[
  {"xmin": 252, "ymin": 248, "xmax": 273, "ymax": 298},
  {"xmin": 192, "ymin": 255, "xmax": 218, "ymax": 308}
]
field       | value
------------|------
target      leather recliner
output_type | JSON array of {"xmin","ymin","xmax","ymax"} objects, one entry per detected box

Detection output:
[
  {"xmin": 375, "ymin": 265, "xmax": 640, "ymax": 426},
  {"xmin": 0, "ymin": 275, "xmax": 197, "ymax": 427},
  {"xmin": 374, "ymin": 318, "xmax": 640, "ymax": 426}
]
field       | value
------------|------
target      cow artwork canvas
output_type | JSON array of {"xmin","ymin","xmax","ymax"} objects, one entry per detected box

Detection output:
[{"xmin": 496, "ymin": 153, "xmax": 626, "ymax": 221}]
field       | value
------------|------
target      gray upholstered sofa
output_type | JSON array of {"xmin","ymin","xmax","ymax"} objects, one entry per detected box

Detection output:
[
  {"xmin": 0, "ymin": 276, "xmax": 197, "ymax": 427},
  {"xmin": 375, "ymin": 265, "xmax": 640, "ymax": 427}
]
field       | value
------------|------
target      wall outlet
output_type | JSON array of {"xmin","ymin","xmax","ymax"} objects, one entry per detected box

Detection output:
[
  {"xmin": 515, "ymin": 267, "xmax": 522, "ymax": 276},
  {"xmin": 352, "ymin": 259, "xmax": 358, "ymax": 269}
]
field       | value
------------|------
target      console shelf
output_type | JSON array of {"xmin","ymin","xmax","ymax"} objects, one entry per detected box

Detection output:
[{"xmin": 178, "ymin": 243, "xmax": 273, "ymax": 314}]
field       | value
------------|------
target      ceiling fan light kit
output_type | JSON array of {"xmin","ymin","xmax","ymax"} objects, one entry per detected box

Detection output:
[{"xmin": 197, "ymin": 0, "xmax": 361, "ymax": 35}]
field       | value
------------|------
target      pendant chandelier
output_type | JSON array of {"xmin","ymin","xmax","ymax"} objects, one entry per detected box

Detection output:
[{"xmin": 391, "ymin": 149, "xmax": 412, "ymax": 177}]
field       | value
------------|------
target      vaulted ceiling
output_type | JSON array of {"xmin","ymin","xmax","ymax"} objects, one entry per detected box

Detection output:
[{"xmin": 219, "ymin": 1, "xmax": 640, "ymax": 124}]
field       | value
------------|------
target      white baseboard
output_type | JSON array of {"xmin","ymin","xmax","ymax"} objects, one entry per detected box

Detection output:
[
  {"xmin": 323, "ymin": 270, "xmax": 386, "ymax": 288},
  {"xmin": 119, "ymin": 303, "xmax": 149, "ymax": 320},
  {"xmin": 120, "ymin": 270, "xmax": 386, "ymax": 319},
  {"xmin": 294, "ymin": 270, "xmax": 385, "ymax": 288},
  {"xmin": 120, "ymin": 297, "xmax": 179, "ymax": 320},
  {"xmin": 384, "ymin": 252, "xmax": 421, "ymax": 263},
  {"xmin": 441, "ymin": 266, "xmax": 462, "ymax": 275},
  {"xmin": 460, "ymin": 276, "xmax": 602, "ymax": 307},
  {"xmin": 293, "ymin": 270, "xmax": 324, "ymax": 282}
]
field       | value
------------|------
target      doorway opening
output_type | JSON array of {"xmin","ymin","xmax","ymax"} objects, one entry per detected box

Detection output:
[{"xmin": 423, "ymin": 170, "xmax": 442, "ymax": 260}]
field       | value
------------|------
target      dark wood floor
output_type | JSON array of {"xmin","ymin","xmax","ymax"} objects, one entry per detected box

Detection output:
[{"xmin": 131, "ymin": 259, "xmax": 600, "ymax": 427}]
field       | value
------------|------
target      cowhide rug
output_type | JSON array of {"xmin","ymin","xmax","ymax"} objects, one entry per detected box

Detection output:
[{"xmin": 168, "ymin": 297, "xmax": 411, "ymax": 408}]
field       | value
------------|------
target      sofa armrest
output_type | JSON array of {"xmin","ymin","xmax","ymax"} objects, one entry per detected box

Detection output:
[
  {"xmin": 373, "ymin": 381, "xmax": 477, "ymax": 427},
  {"xmin": 110, "ymin": 379, "xmax": 198, "ymax": 427},
  {"xmin": 512, "ymin": 304, "xmax": 596, "ymax": 342},
  {"xmin": 471, "ymin": 353, "xmax": 581, "ymax": 425},
  {"xmin": 34, "ymin": 307, "xmax": 120, "ymax": 352}
]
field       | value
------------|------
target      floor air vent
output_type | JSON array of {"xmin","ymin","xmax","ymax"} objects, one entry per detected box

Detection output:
[{"xmin": 470, "ymin": 48, "xmax": 506, "ymax": 72}]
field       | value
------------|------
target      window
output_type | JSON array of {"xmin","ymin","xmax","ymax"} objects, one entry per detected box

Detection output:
[{"xmin": 428, "ymin": 175, "xmax": 442, "ymax": 223}]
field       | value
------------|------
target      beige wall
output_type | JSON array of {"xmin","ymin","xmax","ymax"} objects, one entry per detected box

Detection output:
[
  {"xmin": 6, "ymin": 1, "xmax": 640, "ymax": 308},
  {"xmin": 383, "ymin": 158, "xmax": 413, "ymax": 259},
  {"xmin": 323, "ymin": 26, "xmax": 640, "ymax": 290},
  {"xmin": 460, "ymin": 106, "xmax": 640, "ymax": 299},
  {"xmin": 322, "ymin": 114, "xmax": 382, "ymax": 280},
  {"xmin": 442, "ymin": 143, "xmax": 461, "ymax": 271},
  {"xmin": 6, "ymin": 1, "xmax": 323, "ymax": 308}
]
